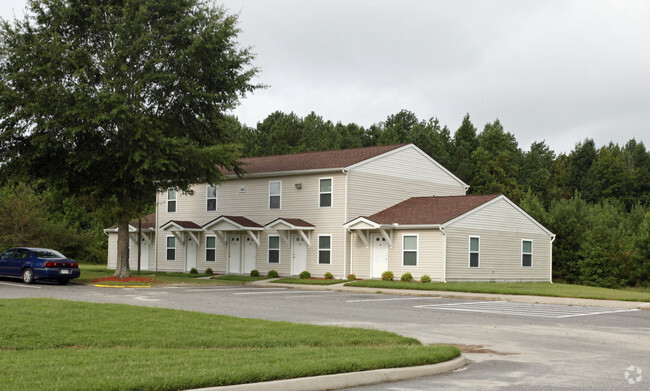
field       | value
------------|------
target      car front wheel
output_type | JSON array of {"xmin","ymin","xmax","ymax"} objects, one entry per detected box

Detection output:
[
  {"xmin": 57, "ymin": 278, "xmax": 69, "ymax": 285},
  {"xmin": 22, "ymin": 268, "xmax": 34, "ymax": 284}
]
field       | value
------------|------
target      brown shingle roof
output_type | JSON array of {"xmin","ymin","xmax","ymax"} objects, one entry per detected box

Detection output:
[
  {"xmin": 365, "ymin": 194, "xmax": 501, "ymax": 225},
  {"xmin": 106, "ymin": 213, "xmax": 156, "ymax": 230},
  {"xmin": 266, "ymin": 218, "xmax": 315, "ymax": 228},
  {"xmin": 228, "ymin": 144, "xmax": 408, "ymax": 175},
  {"xmin": 212, "ymin": 216, "xmax": 263, "ymax": 228},
  {"xmin": 160, "ymin": 220, "xmax": 202, "ymax": 230}
]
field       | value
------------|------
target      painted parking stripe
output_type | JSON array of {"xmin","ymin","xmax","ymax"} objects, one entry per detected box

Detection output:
[
  {"xmin": 0, "ymin": 281, "xmax": 41, "ymax": 289},
  {"xmin": 415, "ymin": 301, "xmax": 639, "ymax": 318},
  {"xmin": 347, "ymin": 297, "xmax": 441, "ymax": 303},
  {"xmin": 283, "ymin": 292, "xmax": 337, "ymax": 298},
  {"xmin": 234, "ymin": 289, "xmax": 299, "ymax": 295},
  {"xmin": 184, "ymin": 287, "xmax": 287, "ymax": 292}
]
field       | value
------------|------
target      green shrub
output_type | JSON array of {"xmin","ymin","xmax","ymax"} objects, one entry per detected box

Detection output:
[
  {"xmin": 250, "ymin": 269, "xmax": 260, "ymax": 277},
  {"xmin": 205, "ymin": 268, "xmax": 213, "ymax": 275},
  {"xmin": 324, "ymin": 272, "xmax": 334, "ymax": 279},
  {"xmin": 267, "ymin": 270, "xmax": 279, "ymax": 278},
  {"xmin": 400, "ymin": 272, "xmax": 413, "ymax": 282},
  {"xmin": 381, "ymin": 271, "xmax": 394, "ymax": 281},
  {"xmin": 420, "ymin": 274, "xmax": 431, "ymax": 283},
  {"xmin": 189, "ymin": 268, "xmax": 198, "ymax": 274},
  {"xmin": 299, "ymin": 270, "xmax": 311, "ymax": 279},
  {"xmin": 347, "ymin": 274, "xmax": 356, "ymax": 280}
]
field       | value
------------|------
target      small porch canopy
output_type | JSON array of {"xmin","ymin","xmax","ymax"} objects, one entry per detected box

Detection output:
[
  {"xmin": 160, "ymin": 220, "xmax": 203, "ymax": 245},
  {"xmin": 104, "ymin": 213, "xmax": 156, "ymax": 246},
  {"xmin": 202, "ymin": 216, "xmax": 264, "ymax": 246},
  {"xmin": 265, "ymin": 218, "xmax": 315, "ymax": 247},
  {"xmin": 343, "ymin": 217, "xmax": 395, "ymax": 248}
]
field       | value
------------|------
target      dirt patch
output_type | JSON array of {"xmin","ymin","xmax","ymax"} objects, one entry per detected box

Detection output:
[{"xmin": 454, "ymin": 344, "xmax": 518, "ymax": 356}]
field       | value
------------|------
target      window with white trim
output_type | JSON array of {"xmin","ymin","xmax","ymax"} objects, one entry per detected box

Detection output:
[
  {"xmin": 402, "ymin": 235, "xmax": 418, "ymax": 266},
  {"xmin": 206, "ymin": 185, "xmax": 217, "ymax": 211},
  {"xmin": 166, "ymin": 236, "xmax": 176, "ymax": 261},
  {"xmin": 269, "ymin": 181, "xmax": 281, "ymax": 209},
  {"xmin": 268, "ymin": 235, "xmax": 280, "ymax": 263},
  {"xmin": 319, "ymin": 178, "xmax": 332, "ymax": 207},
  {"xmin": 318, "ymin": 235, "xmax": 331, "ymax": 264},
  {"xmin": 167, "ymin": 189, "xmax": 177, "ymax": 213},
  {"xmin": 206, "ymin": 236, "xmax": 216, "ymax": 262},
  {"xmin": 522, "ymin": 239, "xmax": 533, "ymax": 267},
  {"xmin": 469, "ymin": 236, "xmax": 479, "ymax": 268}
]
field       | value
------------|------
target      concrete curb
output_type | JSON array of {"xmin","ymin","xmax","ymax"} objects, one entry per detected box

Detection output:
[
  {"xmin": 188, "ymin": 355, "xmax": 467, "ymax": 391},
  {"xmin": 257, "ymin": 282, "xmax": 650, "ymax": 310}
]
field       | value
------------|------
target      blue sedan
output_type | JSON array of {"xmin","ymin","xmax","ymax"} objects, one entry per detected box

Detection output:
[{"xmin": 0, "ymin": 247, "xmax": 81, "ymax": 285}]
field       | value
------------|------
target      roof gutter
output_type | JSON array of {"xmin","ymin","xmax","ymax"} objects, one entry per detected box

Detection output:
[{"xmin": 225, "ymin": 167, "xmax": 344, "ymax": 179}]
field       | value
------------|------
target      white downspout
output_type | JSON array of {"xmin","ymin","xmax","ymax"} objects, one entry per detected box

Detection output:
[
  {"xmin": 441, "ymin": 226, "xmax": 447, "ymax": 283},
  {"xmin": 349, "ymin": 228, "xmax": 354, "ymax": 277},
  {"xmin": 343, "ymin": 168, "xmax": 349, "ymax": 279},
  {"xmin": 154, "ymin": 191, "xmax": 159, "ymax": 272},
  {"xmin": 550, "ymin": 234, "xmax": 556, "ymax": 284}
]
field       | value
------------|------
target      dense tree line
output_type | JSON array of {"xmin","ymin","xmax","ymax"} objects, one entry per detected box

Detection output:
[{"xmin": 1, "ymin": 108, "xmax": 648, "ymax": 287}]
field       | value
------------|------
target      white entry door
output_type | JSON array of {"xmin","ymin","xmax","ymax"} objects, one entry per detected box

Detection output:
[
  {"xmin": 291, "ymin": 235, "xmax": 307, "ymax": 275},
  {"xmin": 243, "ymin": 236, "xmax": 256, "ymax": 274},
  {"xmin": 186, "ymin": 236, "xmax": 197, "ymax": 272},
  {"xmin": 371, "ymin": 235, "xmax": 388, "ymax": 278},
  {"xmin": 140, "ymin": 238, "xmax": 149, "ymax": 271},
  {"xmin": 228, "ymin": 235, "xmax": 242, "ymax": 274}
]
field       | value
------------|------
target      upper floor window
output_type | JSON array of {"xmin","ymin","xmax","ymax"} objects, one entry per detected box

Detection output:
[
  {"xmin": 167, "ymin": 189, "xmax": 177, "ymax": 213},
  {"xmin": 207, "ymin": 185, "xmax": 217, "ymax": 211},
  {"xmin": 318, "ymin": 235, "xmax": 331, "ymax": 264},
  {"xmin": 319, "ymin": 178, "xmax": 332, "ymax": 207},
  {"xmin": 469, "ymin": 236, "xmax": 480, "ymax": 268},
  {"xmin": 522, "ymin": 240, "xmax": 533, "ymax": 267},
  {"xmin": 269, "ymin": 181, "xmax": 281, "ymax": 209},
  {"xmin": 402, "ymin": 235, "xmax": 418, "ymax": 266}
]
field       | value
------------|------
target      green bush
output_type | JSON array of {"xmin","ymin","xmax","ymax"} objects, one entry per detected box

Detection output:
[
  {"xmin": 189, "ymin": 268, "xmax": 198, "ymax": 274},
  {"xmin": 420, "ymin": 274, "xmax": 431, "ymax": 283},
  {"xmin": 267, "ymin": 270, "xmax": 279, "ymax": 278},
  {"xmin": 381, "ymin": 271, "xmax": 394, "ymax": 281},
  {"xmin": 400, "ymin": 272, "xmax": 413, "ymax": 282},
  {"xmin": 324, "ymin": 272, "xmax": 334, "ymax": 279},
  {"xmin": 205, "ymin": 268, "xmax": 213, "ymax": 275},
  {"xmin": 250, "ymin": 269, "xmax": 260, "ymax": 277},
  {"xmin": 347, "ymin": 274, "xmax": 356, "ymax": 280},
  {"xmin": 299, "ymin": 270, "xmax": 311, "ymax": 279}
]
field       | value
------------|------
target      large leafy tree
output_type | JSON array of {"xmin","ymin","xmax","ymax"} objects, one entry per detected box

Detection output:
[{"xmin": 0, "ymin": 0, "xmax": 261, "ymax": 277}]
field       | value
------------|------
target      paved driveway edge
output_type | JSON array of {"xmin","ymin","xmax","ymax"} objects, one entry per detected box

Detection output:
[{"xmin": 189, "ymin": 355, "xmax": 467, "ymax": 391}]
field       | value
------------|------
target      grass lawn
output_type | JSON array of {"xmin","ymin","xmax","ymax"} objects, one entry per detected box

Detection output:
[
  {"xmin": 0, "ymin": 299, "xmax": 460, "ymax": 391},
  {"xmin": 274, "ymin": 277, "xmax": 352, "ymax": 285},
  {"xmin": 344, "ymin": 280, "xmax": 650, "ymax": 302},
  {"xmin": 77, "ymin": 264, "xmax": 240, "ymax": 286}
]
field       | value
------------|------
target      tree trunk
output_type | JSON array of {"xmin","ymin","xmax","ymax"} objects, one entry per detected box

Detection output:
[{"xmin": 114, "ymin": 219, "xmax": 133, "ymax": 278}]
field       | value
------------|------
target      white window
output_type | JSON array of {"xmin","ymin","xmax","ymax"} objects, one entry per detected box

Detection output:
[
  {"xmin": 522, "ymin": 239, "xmax": 533, "ymax": 267},
  {"xmin": 268, "ymin": 235, "xmax": 280, "ymax": 263},
  {"xmin": 269, "ymin": 181, "xmax": 281, "ymax": 209},
  {"xmin": 402, "ymin": 235, "xmax": 418, "ymax": 266},
  {"xmin": 167, "ymin": 189, "xmax": 177, "ymax": 213},
  {"xmin": 206, "ymin": 185, "xmax": 217, "ymax": 211},
  {"xmin": 318, "ymin": 235, "xmax": 331, "ymax": 264},
  {"xmin": 469, "ymin": 236, "xmax": 479, "ymax": 268},
  {"xmin": 166, "ymin": 236, "xmax": 176, "ymax": 261},
  {"xmin": 206, "ymin": 236, "xmax": 216, "ymax": 262},
  {"xmin": 319, "ymin": 178, "xmax": 332, "ymax": 207}
]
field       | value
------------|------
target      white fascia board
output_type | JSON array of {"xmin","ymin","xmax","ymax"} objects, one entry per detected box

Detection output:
[
  {"xmin": 344, "ymin": 144, "xmax": 412, "ymax": 170},
  {"xmin": 343, "ymin": 217, "xmax": 380, "ymax": 230},
  {"xmin": 442, "ymin": 195, "xmax": 555, "ymax": 237},
  {"xmin": 204, "ymin": 216, "xmax": 264, "ymax": 231},
  {"xmin": 161, "ymin": 222, "xmax": 202, "ymax": 232},
  {"xmin": 225, "ymin": 168, "xmax": 342, "ymax": 179},
  {"xmin": 387, "ymin": 224, "xmax": 441, "ymax": 230},
  {"xmin": 265, "ymin": 219, "xmax": 315, "ymax": 231}
]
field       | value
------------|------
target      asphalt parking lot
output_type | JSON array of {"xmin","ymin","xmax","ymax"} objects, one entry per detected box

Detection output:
[{"xmin": 1, "ymin": 281, "xmax": 649, "ymax": 390}]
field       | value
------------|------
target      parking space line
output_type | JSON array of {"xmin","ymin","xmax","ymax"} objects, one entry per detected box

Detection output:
[
  {"xmin": 347, "ymin": 297, "xmax": 441, "ymax": 303},
  {"xmin": 234, "ymin": 290, "xmax": 296, "ymax": 295},
  {"xmin": 0, "ymin": 282, "xmax": 41, "ymax": 288},
  {"xmin": 283, "ymin": 293, "xmax": 337, "ymax": 298},
  {"xmin": 184, "ymin": 287, "xmax": 287, "ymax": 292},
  {"xmin": 415, "ymin": 301, "xmax": 640, "ymax": 318},
  {"xmin": 556, "ymin": 309, "xmax": 639, "ymax": 318}
]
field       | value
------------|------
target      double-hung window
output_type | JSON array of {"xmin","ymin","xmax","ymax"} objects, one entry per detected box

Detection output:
[
  {"xmin": 319, "ymin": 178, "xmax": 332, "ymax": 207},
  {"xmin": 166, "ymin": 236, "xmax": 176, "ymax": 261},
  {"xmin": 167, "ymin": 189, "xmax": 177, "ymax": 213},
  {"xmin": 469, "ymin": 236, "xmax": 480, "ymax": 268},
  {"xmin": 318, "ymin": 235, "xmax": 331, "ymax": 264},
  {"xmin": 522, "ymin": 240, "xmax": 533, "ymax": 267},
  {"xmin": 206, "ymin": 236, "xmax": 216, "ymax": 262},
  {"xmin": 206, "ymin": 185, "xmax": 217, "ymax": 211},
  {"xmin": 269, "ymin": 181, "xmax": 281, "ymax": 209},
  {"xmin": 402, "ymin": 235, "xmax": 418, "ymax": 266},
  {"xmin": 268, "ymin": 235, "xmax": 280, "ymax": 263}
]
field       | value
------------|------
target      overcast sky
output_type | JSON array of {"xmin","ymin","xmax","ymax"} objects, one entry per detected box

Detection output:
[{"xmin": 2, "ymin": 0, "xmax": 649, "ymax": 154}]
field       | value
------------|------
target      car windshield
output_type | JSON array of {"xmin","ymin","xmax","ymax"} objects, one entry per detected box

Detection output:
[{"xmin": 32, "ymin": 249, "xmax": 66, "ymax": 259}]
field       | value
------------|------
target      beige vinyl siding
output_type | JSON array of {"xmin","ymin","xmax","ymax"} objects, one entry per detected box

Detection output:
[
  {"xmin": 106, "ymin": 232, "xmax": 155, "ymax": 271},
  {"xmin": 107, "ymin": 233, "xmax": 117, "ymax": 269},
  {"xmin": 445, "ymin": 198, "xmax": 552, "ymax": 281},
  {"xmin": 154, "ymin": 172, "xmax": 347, "ymax": 275},
  {"xmin": 349, "ymin": 230, "xmax": 444, "ymax": 281}
]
